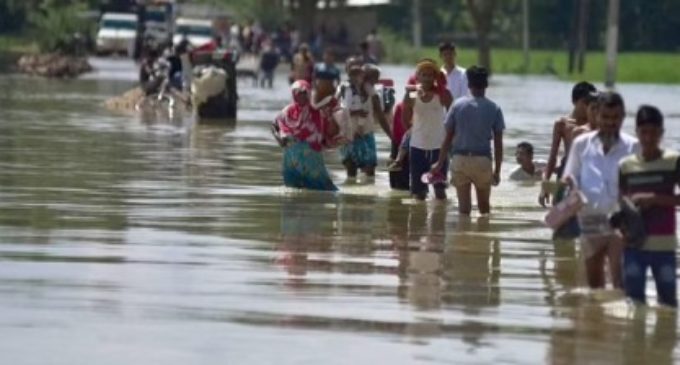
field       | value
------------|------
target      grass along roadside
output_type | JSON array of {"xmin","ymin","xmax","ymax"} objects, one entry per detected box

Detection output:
[
  {"xmin": 385, "ymin": 42, "xmax": 680, "ymax": 84},
  {"xmin": 0, "ymin": 34, "xmax": 39, "ymax": 55}
]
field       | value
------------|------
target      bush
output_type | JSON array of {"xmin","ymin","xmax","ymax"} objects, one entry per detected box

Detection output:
[
  {"xmin": 29, "ymin": 0, "xmax": 93, "ymax": 54},
  {"xmin": 380, "ymin": 28, "xmax": 422, "ymax": 64}
]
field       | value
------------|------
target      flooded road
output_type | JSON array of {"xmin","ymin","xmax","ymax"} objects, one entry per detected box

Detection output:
[{"xmin": 1, "ymin": 59, "xmax": 680, "ymax": 364}]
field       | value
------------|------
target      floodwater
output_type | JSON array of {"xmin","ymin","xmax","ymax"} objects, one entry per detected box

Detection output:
[{"xmin": 1, "ymin": 58, "xmax": 680, "ymax": 364}]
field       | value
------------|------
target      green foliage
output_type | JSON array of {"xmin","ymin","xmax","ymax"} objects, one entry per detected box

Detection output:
[
  {"xmin": 28, "ymin": 0, "xmax": 93, "ymax": 53},
  {"xmin": 0, "ymin": 34, "xmax": 38, "ymax": 54},
  {"xmin": 379, "ymin": 0, "xmax": 680, "ymax": 52},
  {"xmin": 194, "ymin": 0, "xmax": 287, "ymax": 29},
  {"xmin": 379, "ymin": 27, "xmax": 414, "ymax": 64},
  {"xmin": 390, "ymin": 45, "xmax": 680, "ymax": 84}
]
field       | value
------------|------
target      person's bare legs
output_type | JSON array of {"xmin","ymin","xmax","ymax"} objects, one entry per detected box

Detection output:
[
  {"xmin": 434, "ymin": 186, "xmax": 447, "ymax": 200},
  {"xmin": 344, "ymin": 160, "xmax": 358, "ymax": 178},
  {"xmin": 585, "ymin": 247, "xmax": 608, "ymax": 288},
  {"xmin": 413, "ymin": 193, "xmax": 427, "ymax": 201},
  {"xmin": 475, "ymin": 185, "xmax": 492, "ymax": 215},
  {"xmin": 363, "ymin": 166, "xmax": 376, "ymax": 177},
  {"xmin": 395, "ymin": 147, "xmax": 408, "ymax": 163},
  {"xmin": 455, "ymin": 183, "xmax": 472, "ymax": 215},
  {"xmin": 607, "ymin": 233, "xmax": 625, "ymax": 289}
]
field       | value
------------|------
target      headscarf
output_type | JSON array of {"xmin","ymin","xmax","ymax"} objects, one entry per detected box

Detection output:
[
  {"xmin": 413, "ymin": 60, "xmax": 448, "ymax": 96},
  {"xmin": 407, "ymin": 74, "xmax": 417, "ymax": 86},
  {"xmin": 415, "ymin": 59, "xmax": 439, "ymax": 74},
  {"xmin": 275, "ymin": 80, "xmax": 326, "ymax": 151}
]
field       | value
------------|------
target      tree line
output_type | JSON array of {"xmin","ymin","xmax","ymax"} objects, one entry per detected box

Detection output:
[
  {"xmin": 381, "ymin": 0, "xmax": 680, "ymax": 52},
  {"xmin": 2, "ymin": 0, "xmax": 678, "ymax": 64}
]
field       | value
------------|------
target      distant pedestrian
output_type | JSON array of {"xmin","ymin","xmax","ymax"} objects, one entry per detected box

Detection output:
[
  {"xmin": 259, "ymin": 42, "xmax": 280, "ymax": 89},
  {"xmin": 290, "ymin": 43, "xmax": 314, "ymax": 84},
  {"xmin": 366, "ymin": 29, "xmax": 385, "ymax": 63},
  {"xmin": 439, "ymin": 41, "xmax": 468, "ymax": 100},
  {"xmin": 313, "ymin": 49, "xmax": 341, "ymax": 90},
  {"xmin": 358, "ymin": 41, "xmax": 378, "ymax": 65}
]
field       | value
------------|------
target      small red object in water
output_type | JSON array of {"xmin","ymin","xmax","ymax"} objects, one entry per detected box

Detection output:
[{"xmin": 421, "ymin": 171, "xmax": 446, "ymax": 185}]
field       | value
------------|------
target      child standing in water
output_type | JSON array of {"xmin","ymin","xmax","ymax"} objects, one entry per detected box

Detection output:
[
  {"xmin": 403, "ymin": 59, "xmax": 453, "ymax": 200},
  {"xmin": 272, "ymin": 80, "xmax": 338, "ymax": 191},
  {"xmin": 336, "ymin": 61, "xmax": 391, "ymax": 179}
]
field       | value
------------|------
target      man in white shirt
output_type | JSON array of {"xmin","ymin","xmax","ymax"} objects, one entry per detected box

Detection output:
[
  {"xmin": 563, "ymin": 91, "xmax": 640, "ymax": 289},
  {"xmin": 439, "ymin": 42, "xmax": 468, "ymax": 101}
]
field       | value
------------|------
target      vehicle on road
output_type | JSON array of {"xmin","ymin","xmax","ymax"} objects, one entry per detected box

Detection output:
[
  {"xmin": 173, "ymin": 18, "xmax": 214, "ymax": 48},
  {"xmin": 96, "ymin": 12, "xmax": 138, "ymax": 56},
  {"xmin": 142, "ymin": 1, "xmax": 176, "ymax": 45}
]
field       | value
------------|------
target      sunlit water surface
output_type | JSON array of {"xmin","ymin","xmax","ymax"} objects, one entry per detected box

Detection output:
[{"xmin": 1, "ymin": 58, "xmax": 680, "ymax": 364}]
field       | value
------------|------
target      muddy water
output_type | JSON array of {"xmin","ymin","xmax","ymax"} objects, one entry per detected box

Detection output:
[{"xmin": 1, "ymin": 59, "xmax": 680, "ymax": 364}]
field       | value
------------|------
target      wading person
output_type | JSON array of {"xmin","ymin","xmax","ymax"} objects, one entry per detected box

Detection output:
[
  {"xmin": 290, "ymin": 43, "xmax": 314, "ymax": 84},
  {"xmin": 540, "ymin": 81, "xmax": 597, "ymax": 207},
  {"xmin": 619, "ymin": 105, "xmax": 678, "ymax": 307},
  {"xmin": 388, "ymin": 100, "xmax": 410, "ymax": 190},
  {"xmin": 336, "ymin": 63, "xmax": 390, "ymax": 179},
  {"xmin": 403, "ymin": 59, "xmax": 453, "ymax": 200},
  {"xmin": 313, "ymin": 49, "xmax": 341, "ymax": 88},
  {"xmin": 572, "ymin": 91, "xmax": 601, "ymax": 139},
  {"xmin": 271, "ymin": 80, "xmax": 338, "ymax": 191},
  {"xmin": 562, "ymin": 91, "xmax": 639, "ymax": 289},
  {"xmin": 387, "ymin": 75, "xmax": 417, "ymax": 177},
  {"xmin": 439, "ymin": 41, "xmax": 468, "ymax": 100},
  {"xmin": 432, "ymin": 66, "xmax": 504, "ymax": 214},
  {"xmin": 259, "ymin": 42, "xmax": 280, "ymax": 89},
  {"xmin": 509, "ymin": 142, "xmax": 547, "ymax": 181},
  {"xmin": 540, "ymin": 82, "xmax": 598, "ymax": 240}
]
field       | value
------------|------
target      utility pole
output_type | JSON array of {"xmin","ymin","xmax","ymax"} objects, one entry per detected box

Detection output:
[
  {"xmin": 576, "ymin": 0, "xmax": 590, "ymax": 73},
  {"xmin": 567, "ymin": 0, "xmax": 579, "ymax": 74},
  {"xmin": 604, "ymin": 0, "xmax": 620, "ymax": 88},
  {"xmin": 412, "ymin": 0, "xmax": 422, "ymax": 50},
  {"xmin": 522, "ymin": 0, "xmax": 530, "ymax": 70}
]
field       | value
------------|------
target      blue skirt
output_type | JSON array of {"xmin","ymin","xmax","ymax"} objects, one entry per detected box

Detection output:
[
  {"xmin": 283, "ymin": 141, "xmax": 338, "ymax": 191},
  {"xmin": 339, "ymin": 133, "xmax": 377, "ymax": 168}
]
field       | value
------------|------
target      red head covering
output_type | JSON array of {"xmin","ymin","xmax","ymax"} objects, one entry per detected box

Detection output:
[
  {"xmin": 276, "ymin": 80, "xmax": 325, "ymax": 151},
  {"xmin": 291, "ymin": 80, "xmax": 311, "ymax": 101},
  {"xmin": 407, "ymin": 74, "xmax": 417, "ymax": 86}
]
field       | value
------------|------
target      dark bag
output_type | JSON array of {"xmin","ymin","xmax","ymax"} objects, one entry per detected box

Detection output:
[
  {"xmin": 551, "ymin": 184, "xmax": 581, "ymax": 240},
  {"xmin": 609, "ymin": 197, "xmax": 647, "ymax": 248}
]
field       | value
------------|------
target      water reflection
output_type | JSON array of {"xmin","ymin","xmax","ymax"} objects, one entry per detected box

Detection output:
[
  {"xmin": 2, "ymin": 68, "xmax": 680, "ymax": 364},
  {"xmin": 402, "ymin": 203, "xmax": 446, "ymax": 311},
  {"xmin": 277, "ymin": 195, "xmax": 335, "ymax": 284},
  {"xmin": 550, "ymin": 304, "xmax": 678, "ymax": 365}
]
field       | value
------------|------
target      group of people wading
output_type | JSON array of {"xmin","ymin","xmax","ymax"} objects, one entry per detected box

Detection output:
[
  {"xmin": 272, "ymin": 41, "xmax": 680, "ymax": 309},
  {"xmin": 271, "ymin": 42, "xmax": 504, "ymax": 216}
]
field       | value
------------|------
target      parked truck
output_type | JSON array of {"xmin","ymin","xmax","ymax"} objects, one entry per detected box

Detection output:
[
  {"xmin": 95, "ymin": 12, "xmax": 138, "ymax": 56},
  {"xmin": 141, "ymin": 0, "xmax": 176, "ymax": 46}
]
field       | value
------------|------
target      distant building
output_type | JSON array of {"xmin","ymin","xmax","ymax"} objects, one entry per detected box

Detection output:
[{"xmin": 294, "ymin": 0, "xmax": 391, "ymax": 57}]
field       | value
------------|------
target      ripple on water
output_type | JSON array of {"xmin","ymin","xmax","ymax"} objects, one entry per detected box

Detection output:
[{"xmin": 0, "ymin": 70, "xmax": 680, "ymax": 364}]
